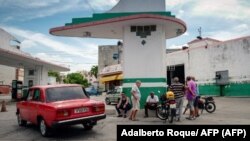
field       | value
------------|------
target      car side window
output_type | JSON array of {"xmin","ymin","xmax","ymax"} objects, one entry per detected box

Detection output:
[
  {"xmin": 27, "ymin": 90, "xmax": 33, "ymax": 101},
  {"xmin": 33, "ymin": 89, "xmax": 41, "ymax": 101}
]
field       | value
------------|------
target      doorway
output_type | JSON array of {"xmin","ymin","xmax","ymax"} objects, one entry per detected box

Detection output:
[{"xmin": 167, "ymin": 64, "xmax": 185, "ymax": 86}]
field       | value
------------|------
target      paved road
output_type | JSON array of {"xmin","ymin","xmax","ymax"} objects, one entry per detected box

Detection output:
[{"xmin": 0, "ymin": 96, "xmax": 250, "ymax": 141}]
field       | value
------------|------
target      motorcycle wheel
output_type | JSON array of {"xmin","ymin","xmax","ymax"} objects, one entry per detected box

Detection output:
[
  {"xmin": 205, "ymin": 102, "xmax": 216, "ymax": 113},
  {"xmin": 156, "ymin": 106, "xmax": 168, "ymax": 120}
]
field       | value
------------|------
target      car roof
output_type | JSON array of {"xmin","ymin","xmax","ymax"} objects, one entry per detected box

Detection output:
[{"xmin": 30, "ymin": 84, "xmax": 82, "ymax": 89}]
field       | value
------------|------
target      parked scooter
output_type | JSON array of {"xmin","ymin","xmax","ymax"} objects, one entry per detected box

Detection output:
[
  {"xmin": 198, "ymin": 96, "xmax": 216, "ymax": 114},
  {"xmin": 156, "ymin": 91, "xmax": 177, "ymax": 123},
  {"xmin": 183, "ymin": 96, "xmax": 216, "ymax": 115}
]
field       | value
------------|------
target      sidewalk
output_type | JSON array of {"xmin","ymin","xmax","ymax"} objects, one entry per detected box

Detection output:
[{"xmin": 91, "ymin": 95, "xmax": 250, "ymax": 124}]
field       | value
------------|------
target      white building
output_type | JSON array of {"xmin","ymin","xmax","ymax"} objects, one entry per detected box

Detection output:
[
  {"xmin": 166, "ymin": 36, "xmax": 250, "ymax": 96},
  {"xmin": 0, "ymin": 28, "xmax": 70, "ymax": 94}
]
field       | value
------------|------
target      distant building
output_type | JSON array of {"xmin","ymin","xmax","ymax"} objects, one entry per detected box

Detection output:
[
  {"xmin": 166, "ymin": 48, "xmax": 182, "ymax": 54},
  {"xmin": 98, "ymin": 45, "xmax": 123, "ymax": 91}
]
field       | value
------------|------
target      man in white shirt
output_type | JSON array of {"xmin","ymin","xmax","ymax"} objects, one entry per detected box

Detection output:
[
  {"xmin": 129, "ymin": 80, "xmax": 141, "ymax": 121},
  {"xmin": 144, "ymin": 91, "xmax": 159, "ymax": 117}
]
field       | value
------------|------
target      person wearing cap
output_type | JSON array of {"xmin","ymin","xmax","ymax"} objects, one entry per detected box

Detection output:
[
  {"xmin": 144, "ymin": 91, "xmax": 159, "ymax": 118},
  {"xmin": 116, "ymin": 93, "xmax": 131, "ymax": 118}
]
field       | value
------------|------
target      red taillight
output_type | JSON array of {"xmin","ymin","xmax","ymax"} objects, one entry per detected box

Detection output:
[
  {"xmin": 93, "ymin": 105, "xmax": 105, "ymax": 112},
  {"xmin": 56, "ymin": 110, "xmax": 70, "ymax": 117}
]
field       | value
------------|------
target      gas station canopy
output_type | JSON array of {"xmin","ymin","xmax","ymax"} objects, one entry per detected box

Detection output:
[
  {"xmin": 0, "ymin": 47, "xmax": 69, "ymax": 71},
  {"xmin": 50, "ymin": 12, "xmax": 186, "ymax": 39}
]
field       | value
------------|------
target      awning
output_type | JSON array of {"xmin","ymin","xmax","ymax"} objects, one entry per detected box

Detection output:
[{"xmin": 100, "ymin": 74, "xmax": 123, "ymax": 83}]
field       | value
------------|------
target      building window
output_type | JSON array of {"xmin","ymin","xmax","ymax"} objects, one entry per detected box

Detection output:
[{"xmin": 28, "ymin": 70, "xmax": 35, "ymax": 76}]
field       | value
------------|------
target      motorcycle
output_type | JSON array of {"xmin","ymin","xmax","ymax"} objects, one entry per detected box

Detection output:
[
  {"xmin": 156, "ymin": 91, "xmax": 177, "ymax": 123},
  {"xmin": 197, "ymin": 96, "xmax": 216, "ymax": 114}
]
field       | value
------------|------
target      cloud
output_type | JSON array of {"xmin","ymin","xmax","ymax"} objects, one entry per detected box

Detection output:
[
  {"xmin": 21, "ymin": 40, "xmax": 38, "ymax": 49},
  {"xmin": 89, "ymin": 0, "xmax": 118, "ymax": 11},
  {"xmin": 1, "ymin": 25, "xmax": 99, "ymax": 71},
  {"xmin": 191, "ymin": 0, "xmax": 250, "ymax": 20},
  {"xmin": 207, "ymin": 24, "xmax": 250, "ymax": 41},
  {"xmin": 0, "ymin": 0, "xmax": 118, "ymax": 22},
  {"xmin": 0, "ymin": 0, "xmax": 60, "ymax": 8},
  {"xmin": 176, "ymin": 10, "xmax": 184, "ymax": 18},
  {"xmin": 183, "ymin": 31, "xmax": 189, "ymax": 36}
]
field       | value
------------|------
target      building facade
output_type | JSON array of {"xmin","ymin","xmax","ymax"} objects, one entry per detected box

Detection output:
[
  {"xmin": 98, "ymin": 45, "xmax": 123, "ymax": 91},
  {"xmin": 166, "ymin": 36, "xmax": 250, "ymax": 96}
]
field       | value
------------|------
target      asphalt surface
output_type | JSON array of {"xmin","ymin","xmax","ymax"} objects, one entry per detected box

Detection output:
[{"xmin": 0, "ymin": 94, "xmax": 250, "ymax": 141}]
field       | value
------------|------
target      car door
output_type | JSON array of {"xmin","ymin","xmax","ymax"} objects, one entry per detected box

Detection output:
[
  {"xmin": 18, "ymin": 89, "xmax": 33, "ymax": 121},
  {"xmin": 28, "ymin": 88, "xmax": 41, "ymax": 124}
]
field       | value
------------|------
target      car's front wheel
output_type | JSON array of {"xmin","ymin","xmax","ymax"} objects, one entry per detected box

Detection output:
[
  {"xmin": 17, "ymin": 112, "xmax": 27, "ymax": 126},
  {"xmin": 39, "ymin": 118, "xmax": 50, "ymax": 137}
]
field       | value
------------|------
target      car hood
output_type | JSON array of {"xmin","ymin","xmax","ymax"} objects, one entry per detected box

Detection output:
[{"xmin": 47, "ymin": 99, "xmax": 103, "ymax": 109}]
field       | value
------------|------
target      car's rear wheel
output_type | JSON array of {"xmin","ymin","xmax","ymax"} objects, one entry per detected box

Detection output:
[
  {"xmin": 17, "ymin": 112, "xmax": 27, "ymax": 126},
  {"xmin": 39, "ymin": 118, "xmax": 50, "ymax": 137},
  {"xmin": 83, "ymin": 123, "xmax": 94, "ymax": 130}
]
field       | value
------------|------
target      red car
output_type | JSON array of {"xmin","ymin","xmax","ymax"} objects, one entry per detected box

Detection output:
[{"xmin": 16, "ymin": 84, "xmax": 106, "ymax": 136}]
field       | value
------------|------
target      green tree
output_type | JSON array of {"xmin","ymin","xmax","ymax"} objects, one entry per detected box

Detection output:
[
  {"xmin": 63, "ymin": 73, "xmax": 88, "ymax": 87},
  {"xmin": 48, "ymin": 71, "xmax": 61, "ymax": 82},
  {"xmin": 90, "ymin": 65, "xmax": 98, "ymax": 78}
]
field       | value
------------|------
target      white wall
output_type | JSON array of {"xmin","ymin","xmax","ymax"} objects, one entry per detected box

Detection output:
[
  {"xmin": 166, "ymin": 36, "xmax": 250, "ymax": 84},
  {"xmin": 123, "ymin": 25, "xmax": 166, "ymax": 78},
  {"xmin": 23, "ymin": 66, "xmax": 49, "ymax": 86},
  {"xmin": 0, "ymin": 29, "xmax": 17, "ymax": 85},
  {"xmin": 0, "ymin": 65, "xmax": 15, "ymax": 85}
]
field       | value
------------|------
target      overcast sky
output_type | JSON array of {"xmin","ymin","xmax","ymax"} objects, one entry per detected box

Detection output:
[{"xmin": 1, "ymin": 0, "xmax": 249, "ymax": 72}]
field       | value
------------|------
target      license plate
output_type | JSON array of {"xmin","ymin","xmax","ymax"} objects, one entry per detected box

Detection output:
[
  {"xmin": 74, "ymin": 107, "xmax": 89, "ymax": 113},
  {"xmin": 170, "ymin": 103, "xmax": 176, "ymax": 108}
]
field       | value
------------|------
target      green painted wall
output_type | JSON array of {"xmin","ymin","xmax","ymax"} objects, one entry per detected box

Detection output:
[
  {"xmin": 198, "ymin": 84, "xmax": 220, "ymax": 96},
  {"xmin": 123, "ymin": 87, "xmax": 166, "ymax": 109},
  {"xmin": 122, "ymin": 78, "xmax": 167, "ymax": 109},
  {"xmin": 199, "ymin": 83, "xmax": 250, "ymax": 96}
]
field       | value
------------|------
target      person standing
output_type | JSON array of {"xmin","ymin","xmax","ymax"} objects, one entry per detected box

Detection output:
[
  {"xmin": 129, "ymin": 80, "xmax": 141, "ymax": 121},
  {"xmin": 144, "ymin": 91, "xmax": 159, "ymax": 117},
  {"xmin": 191, "ymin": 76, "xmax": 200, "ymax": 117},
  {"xmin": 169, "ymin": 77, "xmax": 185, "ymax": 121},
  {"xmin": 185, "ymin": 76, "xmax": 196, "ymax": 120}
]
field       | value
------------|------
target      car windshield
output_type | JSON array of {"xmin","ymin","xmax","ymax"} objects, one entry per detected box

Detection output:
[{"xmin": 45, "ymin": 86, "xmax": 88, "ymax": 102}]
